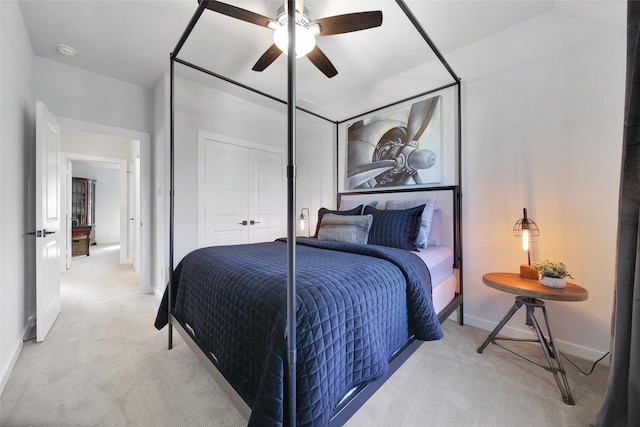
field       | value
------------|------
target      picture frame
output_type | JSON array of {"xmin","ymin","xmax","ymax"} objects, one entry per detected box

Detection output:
[{"xmin": 337, "ymin": 85, "xmax": 458, "ymax": 192}]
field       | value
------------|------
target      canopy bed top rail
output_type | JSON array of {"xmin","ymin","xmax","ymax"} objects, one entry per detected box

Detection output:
[
  {"xmin": 394, "ymin": 0, "xmax": 460, "ymax": 83},
  {"xmin": 173, "ymin": 57, "xmax": 335, "ymax": 124}
]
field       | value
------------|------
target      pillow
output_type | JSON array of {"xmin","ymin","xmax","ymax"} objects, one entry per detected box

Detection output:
[
  {"xmin": 364, "ymin": 204, "xmax": 425, "ymax": 251},
  {"xmin": 385, "ymin": 197, "xmax": 436, "ymax": 248},
  {"xmin": 339, "ymin": 199, "xmax": 377, "ymax": 213},
  {"xmin": 314, "ymin": 206, "xmax": 362, "ymax": 237},
  {"xmin": 428, "ymin": 209, "xmax": 443, "ymax": 246},
  {"xmin": 318, "ymin": 214, "xmax": 373, "ymax": 244}
]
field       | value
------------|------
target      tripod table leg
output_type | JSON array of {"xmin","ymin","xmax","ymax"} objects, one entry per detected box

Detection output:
[
  {"xmin": 477, "ymin": 299, "xmax": 524, "ymax": 353},
  {"xmin": 534, "ymin": 305, "xmax": 575, "ymax": 405}
]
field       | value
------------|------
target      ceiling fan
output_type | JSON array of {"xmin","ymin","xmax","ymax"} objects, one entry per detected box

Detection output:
[{"xmin": 200, "ymin": 0, "xmax": 383, "ymax": 78}]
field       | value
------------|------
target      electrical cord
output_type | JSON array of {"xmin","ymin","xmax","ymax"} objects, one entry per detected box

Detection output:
[
  {"xmin": 526, "ymin": 322, "xmax": 610, "ymax": 376},
  {"xmin": 560, "ymin": 350, "xmax": 610, "ymax": 376}
]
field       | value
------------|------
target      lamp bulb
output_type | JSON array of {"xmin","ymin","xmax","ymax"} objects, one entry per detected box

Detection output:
[
  {"xmin": 522, "ymin": 229, "xmax": 529, "ymax": 251},
  {"xmin": 273, "ymin": 24, "xmax": 316, "ymax": 58}
]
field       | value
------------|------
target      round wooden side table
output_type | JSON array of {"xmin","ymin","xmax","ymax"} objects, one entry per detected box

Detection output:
[{"xmin": 477, "ymin": 272, "xmax": 588, "ymax": 405}]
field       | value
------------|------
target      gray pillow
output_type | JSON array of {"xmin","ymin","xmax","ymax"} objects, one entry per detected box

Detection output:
[
  {"xmin": 318, "ymin": 214, "xmax": 373, "ymax": 244},
  {"xmin": 314, "ymin": 206, "xmax": 363, "ymax": 237}
]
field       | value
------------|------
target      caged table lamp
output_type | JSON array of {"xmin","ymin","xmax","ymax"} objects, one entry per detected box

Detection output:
[{"xmin": 513, "ymin": 208, "xmax": 540, "ymax": 279}]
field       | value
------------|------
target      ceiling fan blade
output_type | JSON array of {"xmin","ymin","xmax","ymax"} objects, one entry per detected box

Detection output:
[
  {"xmin": 252, "ymin": 44, "xmax": 283, "ymax": 72},
  {"xmin": 306, "ymin": 46, "xmax": 338, "ymax": 78},
  {"xmin": 201, "ymin": 1, "xmax": 273, "ymax": 28},
  {"xmin": 313, "ymin": 11, "xmax": 382, "ymax": 36}
]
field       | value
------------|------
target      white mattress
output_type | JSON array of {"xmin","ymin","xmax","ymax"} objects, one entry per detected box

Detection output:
[
  {"xmin": 415, "ymin": 245, "xmax": 453, "ymax": 285},
  {"xmin": 414, "ymin": 246, "xmax": 456, "ymax": 314}
]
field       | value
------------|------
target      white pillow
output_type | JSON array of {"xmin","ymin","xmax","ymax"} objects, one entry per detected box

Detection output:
[
  {"xmin": 385, "ymin": 197, "xmax": 436, "ymax": 248},
  {"xmin": 428, "ymin": 208, "xmax": 442, "ymax": 246}
]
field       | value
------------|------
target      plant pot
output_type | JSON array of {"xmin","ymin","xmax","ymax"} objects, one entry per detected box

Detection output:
[{"xmin": 540, "ymin": 276, "xmax": 566, "ymax": 289}]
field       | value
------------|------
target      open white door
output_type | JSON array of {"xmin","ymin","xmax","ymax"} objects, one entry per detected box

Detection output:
[{"xmin": 35, "ymin": 101, "xmax": 62, "ymax": 342}]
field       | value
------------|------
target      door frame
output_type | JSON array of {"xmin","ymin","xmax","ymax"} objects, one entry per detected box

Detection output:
[
  {"xmin": 61, "ymin": 154, "xmax": 128, "ymax": 266},
  {"xmin": 197, "ymin": 131, "xmax": 285, "ymax": 248},
  {"xmin": 56, "ymin": 117, "xmax": 152, "ymax": 295}
]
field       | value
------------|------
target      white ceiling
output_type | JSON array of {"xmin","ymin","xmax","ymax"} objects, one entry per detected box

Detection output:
[{"xmin": 19, "ymin": 0, "xmax": 555, "ymax": 120}]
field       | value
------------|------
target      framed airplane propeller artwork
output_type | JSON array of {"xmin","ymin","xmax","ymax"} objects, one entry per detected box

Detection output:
[{"xmin": 339, "ymin": 85, "xmax": 459, "ymax": 192}]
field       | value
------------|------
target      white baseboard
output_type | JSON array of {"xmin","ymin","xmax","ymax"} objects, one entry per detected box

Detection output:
[
  {"xmin": 154, "ymin": 287, "xmax": 164, "ymax": 302},
  {"xmin": 462, "ymin": 314, "xmax": 611, "ymax": 367},
  {"xmin": 0, "ymin": 338, "xmax": 24, "ymax": 397}
]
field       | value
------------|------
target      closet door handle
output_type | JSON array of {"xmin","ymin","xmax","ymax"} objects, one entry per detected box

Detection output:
[
  {"xmin": 238, "ymin": 220, "xmax": 248, "ymax": 226},
  {"xmin": 250, "ymin": 220, "xmax": 261, "ymax": 225}
]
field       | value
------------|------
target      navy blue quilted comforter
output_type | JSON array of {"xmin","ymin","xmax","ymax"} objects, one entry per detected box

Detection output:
[{"xmin": 155, "ymin": 238, "xmax": 442, "ymax": 426}]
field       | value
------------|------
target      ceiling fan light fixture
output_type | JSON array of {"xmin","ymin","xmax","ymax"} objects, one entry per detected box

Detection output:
[
  {"xmin": 273, "ymin": 24, "xmax": 316, "ymax": 58},
  {"xmin": 202, "ymin": 1, "xmax": 381, "ymax": 77}
]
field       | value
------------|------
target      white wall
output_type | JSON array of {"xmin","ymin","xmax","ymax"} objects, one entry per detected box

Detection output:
[
  {"xmin": 450, "ymin": 3, "xmax": 625, "ymax": 361},
  {"xmin": 152, "ymin": 74, "xmax": 168, "ymax": 296},
  {"xmin": 61, "ymin": 128, "xmax": 133, "ymax": 159},
  {"xmin": 295, "ymin": 111, "xmax": 337, "ymax": 231},
  {"xmin": 31, "ymin": 56, "xmax": 153, "ymax": 134},
  {"xmin": 0, "ymin": 0, "xmax": 34, "ymax": 394},
  {"xmin": 93, "ymin": 166, "xmax": 121, "ymax": 244}
]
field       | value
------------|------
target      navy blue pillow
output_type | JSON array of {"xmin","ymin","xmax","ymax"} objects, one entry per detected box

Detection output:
[
  {"xmin": 314, "ymin": 206, "xmax": 362, "ymax": 237},
  {"xmin": 364, "ymin": 204, "xmax": 425, "ymax": 250}
]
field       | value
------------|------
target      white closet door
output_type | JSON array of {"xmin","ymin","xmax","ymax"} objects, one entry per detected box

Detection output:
[
  {"xmin": 248, "ymin": 149, "xmax": 283, "ymax": 244},
  {"xmin": 203, "ymin": 138, "xmax": 284, "ymax": 247},
  {"xmin": 204, "ymin": 141, "xmax": 250, "ymax": 246}
]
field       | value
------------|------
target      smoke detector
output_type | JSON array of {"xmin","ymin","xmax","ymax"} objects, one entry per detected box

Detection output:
[{"xmin": 56, "ymin": 44, "xmax": 76, "ymax": 57}]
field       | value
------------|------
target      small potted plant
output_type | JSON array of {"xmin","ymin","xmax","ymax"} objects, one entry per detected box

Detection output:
[{"xmin": 531, "ymin": 259, "xmax": 573, "ymax": 288}]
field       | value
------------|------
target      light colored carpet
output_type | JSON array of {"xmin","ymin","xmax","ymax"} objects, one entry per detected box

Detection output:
[{"xmin": 0, "ymin": 244, "xmax": 608, "ymax": 426}]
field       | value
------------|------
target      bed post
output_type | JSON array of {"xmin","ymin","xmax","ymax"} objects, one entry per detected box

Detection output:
[
  {"xmin": 455, "ymin": 82, "xmax": 464, "ymax": 325},
  {"xmin": 168, "ymin": 54, "xmax": 175, "ymax": 349},
  {"xmin": 285, "ymin": 1, "xmax": 297, "ymax": 426},
  {"xmin": 168, "ymin": 0, "xmax": 208, "ymax": 350},
  {"xmin": 397, "ymin": 0, "xmax": 464, "ymax": 326}
]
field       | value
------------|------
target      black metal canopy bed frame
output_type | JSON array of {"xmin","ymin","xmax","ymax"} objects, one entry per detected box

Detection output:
[{"xmin": 163, "ymin": 1, "xmax": 463, "ymax": 426}]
